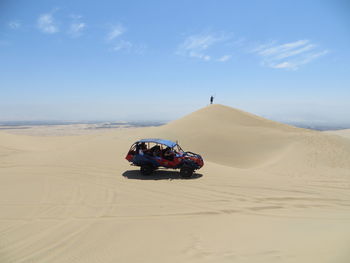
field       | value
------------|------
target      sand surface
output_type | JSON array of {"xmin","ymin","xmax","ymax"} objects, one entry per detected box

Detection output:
[
  {"xmin": 1, "ymin": 104, "xmax": 350, "ymax": 263},
  {"xmin": 325, "ymin": 129, "xmax": 350, "ymax": 140}
]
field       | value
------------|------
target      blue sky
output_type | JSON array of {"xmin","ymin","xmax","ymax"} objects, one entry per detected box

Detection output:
[{"xmin": 1, "ymin": 0, "xmax": 350, "ymax": 124}]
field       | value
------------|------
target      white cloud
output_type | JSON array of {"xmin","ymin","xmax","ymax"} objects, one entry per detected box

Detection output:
[
  {"xmin": 271, "ymin": 61, "xmax": 294, "ymax": 69},
  {"xmin": 113, "ymin": 40, "xmax": 132, "ymax": 51},
  {"xmin": 107, "ymin": 25, "xmax": 125, "ymax": 41},
  {"xmin": 105, "ymin": 24, "xmax": 142, "ymax": 53},
  {"xmin": 37, "ymin": 13, "xmax": 59, "ymax": 34},
  {"xmin": 8, "ymin": 21, "xmax": 21, "ymax": 29},
  {"xmin": 181, "ymin": 34, "xmax": 221, "ymax": 51},
  {"xmin": 68, "ymin": 14, "xmax": 86, "ymax": 37},
  {"xmin": 252, "ymin": 40, "xmax": 328, "ymax": 70},
  {"xmin": 257, "ymin": 40, "xmax": 308, "ymax": 56},
  {"xmin": 177, "ymin": 32, "xmax": 237, "ymax": 62},
  {"xmin": 69, "ymin": 14, "xmax": 82, "ymax": 20},
  {"xmin": 217, "ymin": 55, "xmax": 231, "ymax": 62},
  {"xmin": 189, "ymin": 52, "xmax": 211, "ymax": 61},
  {"xmin": 274, "ymin": 44, "xmax": 315, "ymax": 60},
  {"xmin": 69, "ymin": 22, "xmax": 86, "ymax": 37},
  {"xmin": 178, "ymin": 33, "xmax": 228, "ymax": 61}
]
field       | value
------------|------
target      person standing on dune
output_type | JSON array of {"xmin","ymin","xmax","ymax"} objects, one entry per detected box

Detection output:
[{"xmin": 210, "ymin": 95, "xmax": 214, "ymax": 104}]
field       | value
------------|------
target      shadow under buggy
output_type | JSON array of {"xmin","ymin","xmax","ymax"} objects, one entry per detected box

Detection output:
[{"xmin": 125, "ymin": 139, "xmax": 204, "ymax": 178}]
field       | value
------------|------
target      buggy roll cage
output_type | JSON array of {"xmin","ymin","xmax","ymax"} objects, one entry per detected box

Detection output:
[{"xmin": 128, "ymin": 139, "xmax": 184, "ymax": 154}]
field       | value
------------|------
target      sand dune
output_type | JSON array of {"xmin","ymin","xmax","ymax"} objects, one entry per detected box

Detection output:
[
  {"xmin": 1, "ymin": 104, "xmax": 350, "ymax": 263},
  {"xmin": 153, "ymin": 105, "xmax": 350, "ymax": 170}
]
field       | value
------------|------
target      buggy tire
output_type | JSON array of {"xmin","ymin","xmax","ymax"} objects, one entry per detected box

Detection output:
[
  {"xmin": 140, "ymin": 164, "xmax": 154, "ymax": 175},
  {"xmin": 180, "ymin": 166, "xmax": 194, "ymax": 178}
]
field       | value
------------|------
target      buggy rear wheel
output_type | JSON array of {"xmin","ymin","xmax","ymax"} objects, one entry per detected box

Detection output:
[
  {"xmin": 180, "ymin": 166, "xmax": 194, "ymax": 178},
  {"xmin": 140, "ymin": 164, "xmax": 154, "ymax": 175}
]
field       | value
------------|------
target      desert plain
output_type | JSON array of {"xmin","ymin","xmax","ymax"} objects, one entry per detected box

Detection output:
[{"xmin": 1, "ymin": 104, "xmax": 350, "ymax": 263}]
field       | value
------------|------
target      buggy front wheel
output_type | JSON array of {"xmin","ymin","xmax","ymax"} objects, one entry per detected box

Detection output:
[{"xmin": 180, "ymin": 166, "xmax": 194, "ymax": 178}]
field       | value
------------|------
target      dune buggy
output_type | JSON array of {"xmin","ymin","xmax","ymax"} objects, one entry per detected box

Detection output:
[{"xmin": 125, "ymin": 138, "xmax": 204, "ymax": 178}]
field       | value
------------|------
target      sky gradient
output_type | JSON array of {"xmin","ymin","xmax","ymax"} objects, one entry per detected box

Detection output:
[{"xmin": 1, "ymin": 0, "xmax": 350, "ymax": 125}]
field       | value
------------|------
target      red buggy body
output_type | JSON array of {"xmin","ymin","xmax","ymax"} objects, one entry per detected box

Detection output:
[{"xmin": 125, "ymin": 138, "xmax": 204, "ymax": 177}]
